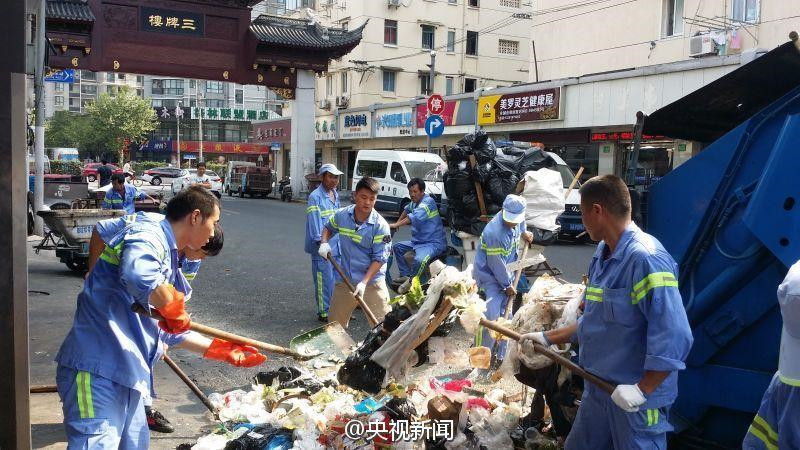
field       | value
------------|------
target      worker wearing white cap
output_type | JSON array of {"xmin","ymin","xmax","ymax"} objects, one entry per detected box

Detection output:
[
  {"xmin": 305, "ymin": 163, "xmax": 343, "ymax": 321},
  {"xmin": 743, "ymin": 260, "xmax": 800, "ymax": 449},
  {"xmin": 472, "ymin": 194, "xmax": 533, "ymax": 360}
]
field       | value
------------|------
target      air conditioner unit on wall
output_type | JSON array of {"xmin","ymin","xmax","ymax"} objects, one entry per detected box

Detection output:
[
  {"xmin": 388, "ymin": 0, "xmax": 400, "ymax": 7},
  {"xmin": 336, "ymin": 96, "xmax": 349, "ymax": 108},
  {"xmin": 319, "ymin": 99, "xmax": 331, "ymax": 109},
  {"xmin": 689, "ymin": 34, "xmax": 717, "ymax": 57}
]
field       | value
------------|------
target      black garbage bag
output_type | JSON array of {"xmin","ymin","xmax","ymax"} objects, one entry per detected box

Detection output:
[
  {"xmin": 486, "ymin": 172, "xmax": 520, "ymax": 205},
  {"xmin": 516, "ymin": 147, "xmax": 556, "ymax": 174},
  {"xmin": 443, "ymin": 167, "xmax": 475, "ymax": 202},
  {"xmin": 383, "ymin": 305, "xmax": 413, "ymax": 332},
  {"xmin": 457, "ymin": 131, "xmax": 496, "ymax": 164},
  {"xmin": 473, "ymin": 161, "xmax": 494, "ymax": 185},
  {"xmin": 337, "ymin": 324, "xmax": 388, "ymax": 394},
  {"xmin": 225, "ymin": 425, "xmax": 289, "ymax": 450},
  {"xmin": 379, "ymin": 397, "xmax": 418, "ymax": 421},
  {"xmin": 252, "ymin": 367, "xmax": 329, "ymax": 394},
  {"xmin": 446, "ymin": 146, "xmax": 470, "ymax": 165}
]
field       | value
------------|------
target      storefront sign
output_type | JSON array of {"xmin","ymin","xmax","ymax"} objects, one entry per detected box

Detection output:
[
  {"xmin": 478, "ymin": 87, "xmax": 561, "ymax": 125},
  {"xmin": 190, "ymin": 107, "xmax": 278, "ymax": 122},
  {"xmin": 270, "ymin": 142, "xmax": 282, "ymax": 151},
  {"xmin": 590, "ymin": 132, "xmax": 666, "ymax": 141},
  {"xmin": 374, "ymin": 107, "xmax": 414, "ymax": 138},
  {"xmin": 141, "ymin": 7, "xmax": 204, "ymax": 37},
  {"xmin": 141, "ymin": 139, "xmax": 173, "ymax": 152},
  {"xmin": 415, "ymin": 99, "xmax": 476, "ymax": 133},
  {"xmin": 252, "ymin": 119, "xmax": 291, "ymax": 144},
  {"xmin": 315, "ymin": 116, "xmax": 336, "ymax": 140},
  {"xmin": 339, "ymin": 112, "xmax": 371, "ymax": 139},
  {"xmin": 175, "ymin": 141, "xmax": 270, "ymax": 154}
]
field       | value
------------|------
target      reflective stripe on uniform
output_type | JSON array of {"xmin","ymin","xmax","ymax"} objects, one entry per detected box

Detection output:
[
  {"xmin": 631, "ymin": 272, "xmax": 678, "ymax": 304},
  {"xmin": 320, "ymin": 209, "xmax": 335, "ymax": 218},
  {"xmin": 479, "ymin": 237, "xmax": 517, "ymax": 257},
  {"xmin": 748, "ymin": 414, "xmax": 778, "ymax": 450},
  {"xmin": 306, "ymin": 206, "xmax": 320, "ymax": 214},
  {"xmin": 316, "ymin": 270, "xmax": 324, "ymax": 314},
  {"xmin": 99, "ymin": 242, "xmax": 123, "ymax": 266},
  {"xmin": 183, "ymin": 272, "xmax": 197, "ymax": 281},
  {"xmin": 75, "ymin": 371, "xmax": 94, "ymax": 419},
  {"xmin": 646, "ymin": 408, "xmax": 659, "ymax": 426},
  {"xmin": 585, "ymin": 286, "xmax": 603, "ymax": 302},
  {"xmin": 420, "ymin": 203, "xmax": 439, "ymax": 219},
  {"xmin": 373, "ymin": 234, "xmax": 386, "ymax": 244},
  {"xmin": 779, "ymin": 373, "xmax": 800, "ymax": 387}
]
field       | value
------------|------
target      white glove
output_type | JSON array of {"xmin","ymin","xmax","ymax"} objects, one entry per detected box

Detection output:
[
  {"xmin": 519, "ymin": 331, "xmax": 550, "ymax": 351},
  {"xmin": 317, "ymin": 242, "xmax": 332, "ymax": 260},
  {"xmin": 611, "ymin": 384, "xmax": 647, "ymax": 412},
  {"xmin": 353, "ymin": 282, "xmax": 367, "ymax": 299}
]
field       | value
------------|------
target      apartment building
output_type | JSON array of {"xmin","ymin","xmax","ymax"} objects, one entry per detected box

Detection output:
[{"xmin": 43, "ymin": 70, "xmax": 144, "ymax": 118}]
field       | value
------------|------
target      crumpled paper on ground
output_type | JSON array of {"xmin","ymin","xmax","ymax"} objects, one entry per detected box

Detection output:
[{"xmin": 371, "ymin": 266, "xmax": 478, "ymax": 384}]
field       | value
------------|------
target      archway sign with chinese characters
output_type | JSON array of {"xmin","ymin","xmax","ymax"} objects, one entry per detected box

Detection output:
[{"xmin": 45, "ymin": 0, "xmax": 366, "ymax": 98}]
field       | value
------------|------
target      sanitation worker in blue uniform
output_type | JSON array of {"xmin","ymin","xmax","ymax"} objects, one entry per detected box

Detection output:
[
  {"xmin": 390, "ymin": 177, "xmax": 447, "ymax": 292},
  {"xmin": 305, "ymin": 164, "xmax": 343, "ymax": 321},
  {"xmin": 102, "ymin": 173, "xmax": 153, "ymax": 215},
  {"xmin": 56, "ymin": 186, "xmax": 266, "ymax": 449},
  {"xmin": 743, "ymin": 260, "xmax": 800, "ymax": 450},
  {"xmin": 319, "ymin": 176, "xmax": 392, "ymax": 328},
  {"xmin": 521, "ymin": 175, "xmax": 693, "ymax": 449},
  {"xmin": 472, "ymin": 194, "xmax": 533, "ymax": 361}
]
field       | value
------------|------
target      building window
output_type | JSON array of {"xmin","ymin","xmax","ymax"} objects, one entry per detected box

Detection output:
[
  {"xmin": 206, "ymin": 81, "xmax": 223, "ymax": 94},
  {"xmin": 468, "ymin": 0, "xmax": 479, "ymax": 7},
  {"xmin": 445, "ymin": 77, "xmax": 454, "ymax": 95},
  {"xmin": 341, "ymin": 71, "xmax": 348, "ymax": 93},
  {"xmin": 464, "ymin": 78, "xmax": 476, "ymax": 93},
  {"xmin": 106, "ymin": 72, "xmax": 115, "ymax": 82},
  {"xmin": 662, "ymin": 0, "xmax": 684, "ymax": 37},
  {"xmin": 382, "ymin": 70, "xmax": 396, "ymax": 93},
  {"xmin": 205, "ymin": 99, "xmax": 225, "ymax": 108},
  {"xmin": 136, "ymin": 75, "xmax": 144, "ymax": 84},
  {"xmin": 224, "ymin": 127, "xmax": 241, "ymax": 142},
  {"xmin": 69, "ymin": 97, "xmax": 80, "ymax": 112},
  {"xmin": 189, "ymin": 79, "xmax": 196, "ymax": 89},
  {"xmin": 136, "ymin": 88, "xmax": 144, "ymax": 98},
  {"xmin": 499, "ymin": 0, "xmax": 520, "ymax": 6},
  {"xmin": 466, "ymin": 31, "xmax": 478, "ymax": 56},
  {"xmin": 190, "ymin": 99, "xmax": 196, "ymax": 107},
  {"xmin": 384, "ymin": 19, "xmax": 398, "ymax": 45},
  {"xmin": 235, "ymin": 89, "xmax": 243, "ymax": 104},
  {"xmin": 419, "ymin": 75, "xmax": 431, "ymax": 96},
  {"xmin": 732, "ymin": 0, "xmax": 758, "ymax": 23},
  {"xmin": 325, "ymin": 75, "xmax": 333, "ymax": 97},
  {"xmin": 119, "ymin": 74, "xmax": 125, "ymax": 80},
  {"xmin": 81, "ymin": 71, "xmax": 96, "ymax": 81},
  {"xmin": 54, "ymin": 83, "xmax": 64, "ymax": 92},
  {"xmin": 341, "ymin": 20, "xmax": 349, "ymax": 31},
  {"xmin": 448, "ymin": 0, "xmax": 457, "ymax": 3},
  {"xmin": 54, "ymin": 96, "xmax": 64, "ymax": 108},
  {"xmin": 81, "ymin": 84, "xmax": 97, "ymax": 95},
  {"xmin": 81, "ymin": 98, "xmax": 94, "ymax": 108},
  {"xmin": 447, "ymin": 30, "xmax": 456, "ymax": 52},
  {"xmin": 498, "ymin": 39, "xmax": 519, "ymax": 55},
  {"xmin": 421, "ymin": 25, "xmax": 435, "ymax": 50}
]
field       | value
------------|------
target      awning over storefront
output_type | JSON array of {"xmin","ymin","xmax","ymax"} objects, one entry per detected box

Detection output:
[{"xmin": 643, "ymin": 40, "xmax": 800, "ymax": 143}]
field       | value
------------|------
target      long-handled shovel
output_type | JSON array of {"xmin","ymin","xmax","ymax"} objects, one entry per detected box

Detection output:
[
  {"xmin": 327, "ymin": 253, "xmax": 379, "ymax": 327},
  {"xmin": 132, "ymin": 304, "xmax": 319, "ymax": 360},
  {"xmin": 162, "ymin": 353, "xmax": 218, "ymax": 417},
  {"xmin": 479, "ymin": 317, "xmax": 616, "ymax": 395}
]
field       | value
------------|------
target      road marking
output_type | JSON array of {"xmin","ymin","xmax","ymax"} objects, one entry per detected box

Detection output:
[{"xmin": 222, "ymin": 209, "xmax": 240, "ymax": 215}]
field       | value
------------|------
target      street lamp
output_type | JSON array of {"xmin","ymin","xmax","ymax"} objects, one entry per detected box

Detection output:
[{"xmin": 197, "ymin": 80, "xmax": 204, "ymax": 163}]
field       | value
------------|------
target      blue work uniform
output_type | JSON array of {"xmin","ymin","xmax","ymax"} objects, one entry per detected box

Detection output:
[
  {"xmin": 472, "ymin": 213, "xmax": 525, "ymax": 358},
  {"xmin": 393, "ymin": 193, "xmax": 447, "ymax": 279},
  {"xmin": 565, "ymin": 223, "xmax": 693, "ymax": 450},
  {"xmin": 325, "ymin": 205, "xmax": 391, "ymax": 286},
  {"xmin": 305, "ymin": 184, "xmax": 341, "ymax": 318},
  {"xmin": 102, "ymin": 184, "xmax": 146, "ymax": 215},
  {"xmin": 743, "ymin": 372, "xmax": 800, "ymax": 450},
  {"xmin": 55, "ymin": 212, "xmax": 188, "ymax": 449}
]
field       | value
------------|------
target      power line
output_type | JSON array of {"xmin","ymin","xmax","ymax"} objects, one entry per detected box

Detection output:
[{"xmin": 532, "ymin": 0, "xmax": 639, "ymax": 27}]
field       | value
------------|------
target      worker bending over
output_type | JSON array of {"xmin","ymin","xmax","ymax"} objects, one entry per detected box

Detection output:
[
  {"xmin": 103, "ymin": 173, "xmax": 154, "ymax": 215},
  {"xmin": 56, "ymin": 186, "xmax": 265, "ymax": 449},
  {"xmin": 743, "ymin": 260, "xmax": 800, "ymax": 449},
  {"xmin": 521, "ymin": 175, "xmax": 693, "ymax": 449},
  {"xmin": 319, "ymin": 177, "xmax": 392, "ymax": 328},
  {"xmin": 305, "ymin": 164, "xmax": 343, "ymax": 321},
  {"xmin": 472, "ymin": 194, "xmax": 533, "ymax": 361},
  {"xmin": 390, "ymin": 177, "xmax": 447, "ymax": 293}
]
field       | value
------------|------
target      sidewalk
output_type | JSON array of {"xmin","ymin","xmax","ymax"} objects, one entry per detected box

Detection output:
[{"xmin": 28, "ymin": 245, "xmax": 216, "ymax": 449}]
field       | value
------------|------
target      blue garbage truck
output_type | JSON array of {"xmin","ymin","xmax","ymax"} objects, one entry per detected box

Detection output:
[{"xmin": 639, "ymin": 39, "xmax": 800, "ymax": 447}]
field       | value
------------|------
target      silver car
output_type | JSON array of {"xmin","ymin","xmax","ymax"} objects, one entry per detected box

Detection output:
[{"xmin": 171, "ymin": 169, "xmax": 223, "ymax": 198}]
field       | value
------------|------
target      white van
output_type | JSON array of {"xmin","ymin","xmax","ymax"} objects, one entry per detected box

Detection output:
[
  {"xmin": 352, "ymin": 150, "xmax": 447, "ymax": 215},
  {"xmin": 49, "ymin": 148, "xmax": 80, "ymax": 161}
]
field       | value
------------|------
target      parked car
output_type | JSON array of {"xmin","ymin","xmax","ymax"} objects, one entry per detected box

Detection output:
[
  {"xmin": 171, "ymin": 169, "xmax": 223, "ymax": 198},
  {"xmin": 82, "ymin": 162, "xmax": 123, "ymax": 182},
  {"xmin": 140, "ymin": 166, "xmax": 184, "ymax": 186}
]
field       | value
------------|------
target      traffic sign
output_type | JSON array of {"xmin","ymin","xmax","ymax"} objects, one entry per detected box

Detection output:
[
  {"xmin": 427, "ymin": 94, "xmax": 444, "ymax": 115},
  {"xmin": 425, "ymin": 114, "xmax": 445, "ymax": 138},
  {"xmin": 44, "ymin": 68, "xmax": 75, "ymax": 83}
]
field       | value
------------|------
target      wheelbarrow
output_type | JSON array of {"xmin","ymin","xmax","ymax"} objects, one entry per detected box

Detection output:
[{"xmin": 34, "ymin": 209, "xmax": 125, "ymax": 273}]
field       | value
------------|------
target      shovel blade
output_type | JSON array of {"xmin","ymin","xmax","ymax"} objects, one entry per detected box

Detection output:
[{"xmin": 290, "ymin": 321, "xmax": 356, "ymax": 364}]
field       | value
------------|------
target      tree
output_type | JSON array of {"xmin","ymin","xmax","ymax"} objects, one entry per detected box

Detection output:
[
  {"xmin": 44, "ymin": 110, "xmax": 91, "ymax": 149},
  {"xmin": 84, "ymin": 88, "xmax": 157, "ymax": 163}
]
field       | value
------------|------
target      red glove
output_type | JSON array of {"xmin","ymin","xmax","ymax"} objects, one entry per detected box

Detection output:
[
  {"xmin": 156, "ymin": 287, "xmax": 191, "ymax": 333},
  {"xmin": 203, "ymin": 338, "xmax": 267, "ymax": 368}
]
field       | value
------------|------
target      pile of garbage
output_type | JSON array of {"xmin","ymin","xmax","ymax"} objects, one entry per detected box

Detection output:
[{"xmin": 444, "ymin": 132, "xmax": 558, "ymax": 235}]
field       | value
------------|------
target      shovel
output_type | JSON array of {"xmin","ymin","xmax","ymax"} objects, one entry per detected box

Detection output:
[
  {"xmin": 327, "ymin": 253, "xmax": 380, "ymax": 327},
  {"xmin": 289, "ymin": 321, "xmax": 356, "ymax": 367}
]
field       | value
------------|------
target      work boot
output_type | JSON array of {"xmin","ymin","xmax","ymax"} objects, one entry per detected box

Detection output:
[{"xmin": 146, "ymin": 406, "xmax": 174, "ymax": 433}]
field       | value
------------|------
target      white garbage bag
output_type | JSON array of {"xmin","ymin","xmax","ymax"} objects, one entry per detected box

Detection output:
[{"xmin": 521, "ymin": 168, "xmax": 565, "ymax": 231}]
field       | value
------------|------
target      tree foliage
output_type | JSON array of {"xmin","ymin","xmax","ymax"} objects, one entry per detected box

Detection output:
[{"xmin": 85, "ymin": 88, "xmax": 157, "ymax": 164}]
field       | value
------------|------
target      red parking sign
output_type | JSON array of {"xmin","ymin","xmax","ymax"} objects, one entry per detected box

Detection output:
[{"xmin": 427, "ymin": 94, "xmax": 444, "ymax": 115}]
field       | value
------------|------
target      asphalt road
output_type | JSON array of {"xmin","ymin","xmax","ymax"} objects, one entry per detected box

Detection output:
[{"xmin": 27, "ymin": 195, "xmax": 595, "ymax": 448}]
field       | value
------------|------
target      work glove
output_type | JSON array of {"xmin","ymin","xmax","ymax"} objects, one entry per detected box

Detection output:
[
  {"xmin": 353, "ymin": 281, "xmax": 367, "ymax": 299},
  {"xmin": 611, "ymin": 384, "xmax": 647, "ymax": 412},
  {"xmin": 156, "ymin": 288, "xmax": 191, "ymax": 334},
  {"xmin": 318, "ymin": 242, "xmax": 332, "ymax": 260},
  {"xmin": 519, "ymin": 331, "xmax": 550, "ymax": 351},
  {"xmin": 203, "ymin": 338, "xmax": 267, "ymax": 368}
]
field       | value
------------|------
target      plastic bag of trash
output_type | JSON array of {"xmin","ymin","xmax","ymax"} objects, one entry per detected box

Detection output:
[
  {"xmin": 337, "ymin": 324, "xmax": 388, "ymax": 394},
  {"xmin": 457, "ymin": 131, "xmax": 497, "ymax": 164},
  {"xmin": 521, "ymin": 169, "xmax": 565, "ymax": 231},
  {"xmin": 192, "ymin": 433, "xmax": 229, "ymax": 450}
]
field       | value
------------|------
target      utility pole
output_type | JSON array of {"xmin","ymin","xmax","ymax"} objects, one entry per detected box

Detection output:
[
  {"xmin": 197, "ymin": 80, "xmax": 204, "ymax": 163},
  {"xmin": 426, "ymin": 50, "xmax": 436, "ymax": 154},
  {"xmin": 33, "ymin": 0, "xmax": 46, "ymax": 235},
  {"xmin": 176, "ymin": 103, "xmax": 181, "ymax": 168}
]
